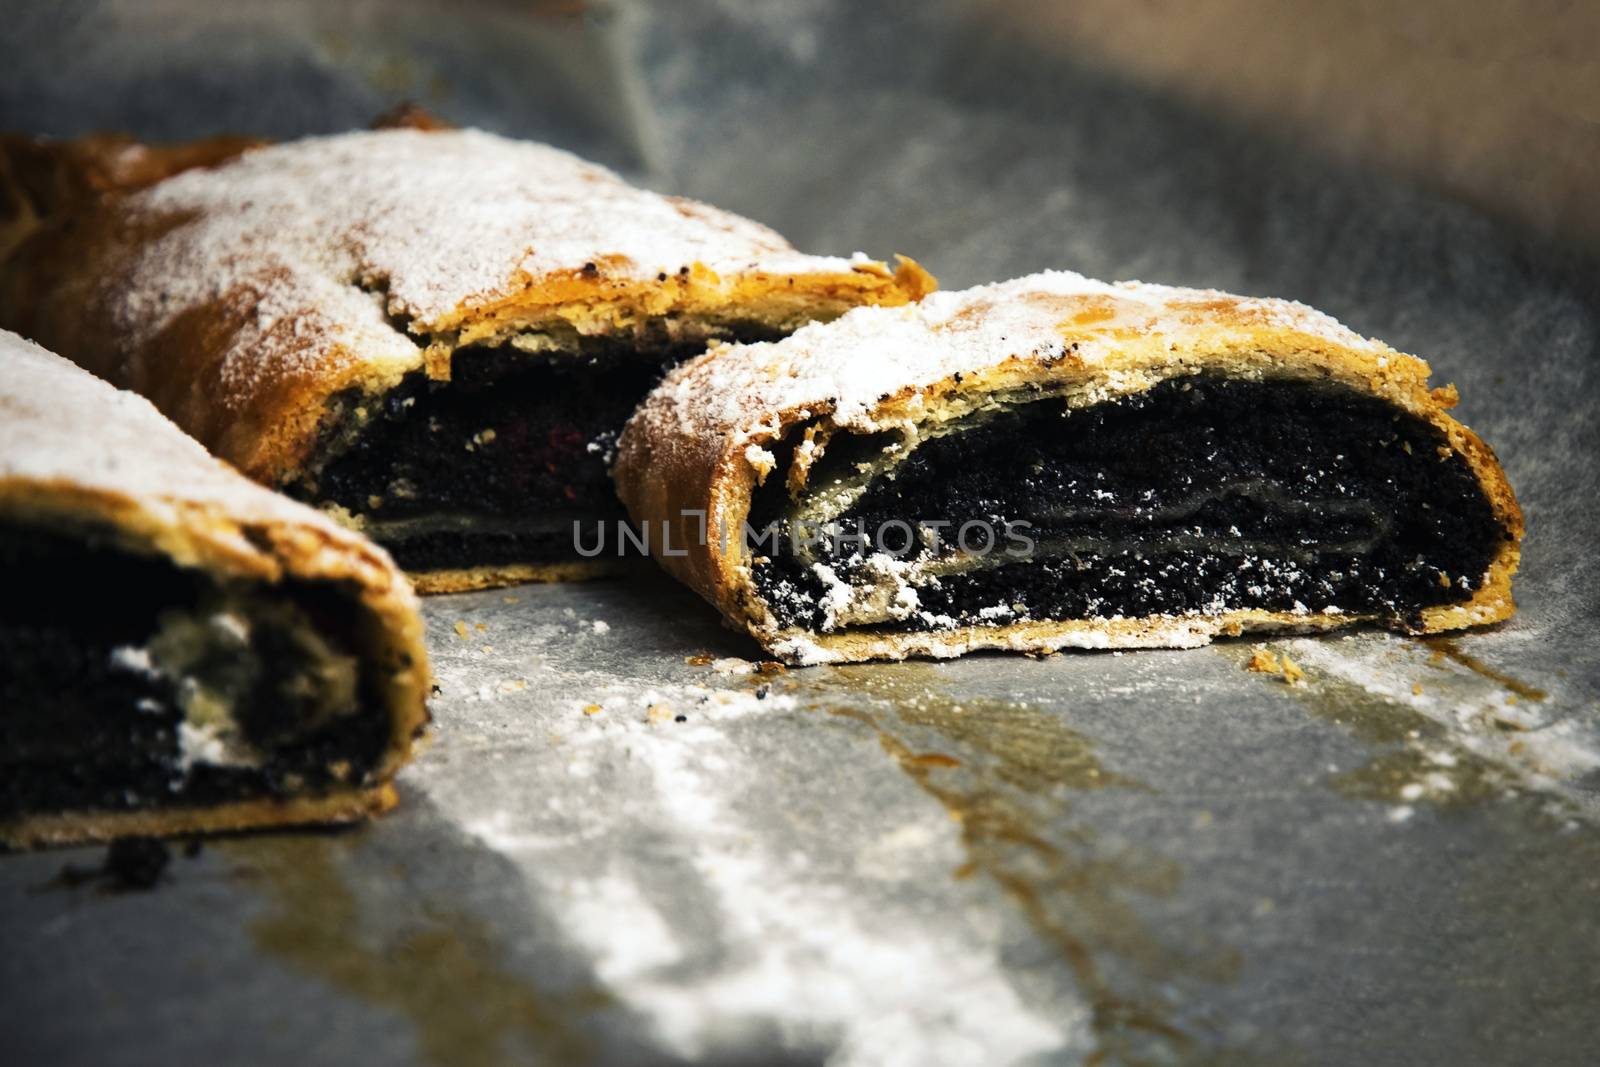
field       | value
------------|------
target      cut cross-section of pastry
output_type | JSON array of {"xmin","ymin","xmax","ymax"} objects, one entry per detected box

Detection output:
[
  {"xmin": 0, "ymin": 330, "xmax": 430, "ymax": 848},
  {"xmin": 0, "ymin": 126, "xmax": 933, "ymax": 592},
  {"xmin": 614, "ymin": 272, "xmax": 1523, "ymax": 665}
]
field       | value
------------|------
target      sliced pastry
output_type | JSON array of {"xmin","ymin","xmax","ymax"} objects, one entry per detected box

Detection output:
[
  {"xmin": 0, "ymin": 330, "xmax": 429, "ymax": 848},
  {"xmin": 614, "ymin": 272, "xmax": 1523, "ymax": 664},
  {"xmin": 0, "ymin": 126, "xmax": 932, "ymax": 591}
]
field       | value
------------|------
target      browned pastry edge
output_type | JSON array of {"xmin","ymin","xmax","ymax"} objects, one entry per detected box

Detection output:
[
  {"xmin": 0, "ymin": 481, "xmax": 431, "ymax": 848},
  {"xmin": 0, "ymin": 103, "xmax": 440, "ymax": 249},
  {"xmin": 0, "ymin": 131, "xmax": 263, "ymax": 261},
  {"xmin": 614, "ymin": 279, "xmax": 1523, "ymax": 664},
  {"xmin": 369, "ymin": 102, "xmax": 456, "ymax": 132},
  {"xmin": 3, "ymin": 784, "xmax": 400, "ymax": 851},
  {"xmin": 408, "ymin": 558, "xmax": 633, "ymax": 594}
]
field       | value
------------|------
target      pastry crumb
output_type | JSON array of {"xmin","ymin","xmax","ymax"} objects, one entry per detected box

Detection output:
[
  {"xmin": 582, "ymin": 703, "xmax": 603, "ymax": 716},
  {"xmin": 686, "ymin": 653, "xmax": 714, "ymax": 666},
  {"xmin": 646, "ymin": 703, "xmax": 673, "ymax": 723},
  {"xmin": 453, "ymin": 620, "xmax": 471, "ymax": 639},
  {"xmin": 1246, "ymin": 649, "xmax": 1281, "ymax": 674},
  {"xmin": 1247, "ymin": 648, "xmax": 1304, "ymax": 685}
]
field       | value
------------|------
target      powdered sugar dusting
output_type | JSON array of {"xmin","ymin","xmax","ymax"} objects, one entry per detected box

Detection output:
[
  {"xmin": 636, "ymin": 270, "xmax": 1396, "ymax": 450},
  {"xmin": 1284, "ymin": 637, "xmax": 1600, "ymax": 806},
  {"xmin": 0, "ymin": 329, "xmax": 353, "ymax": 533},
  {"xmin": 96, "ymin": 128, "xmax": 883, "ymax": 408},
  {"xmin": 430, "ymin": 604, "xmax": 1067, "ymax": 1065}
]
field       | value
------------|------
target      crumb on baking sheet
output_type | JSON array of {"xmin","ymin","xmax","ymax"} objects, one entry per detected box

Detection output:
[
  {"xmin": 1246, "ymin": 648, "xmax": 1304, "ymax": 685},
  {"xmin": 454, "ymin": 620, "xmax": 471, "ymax": 639},
  {"xmin": 1246, "ymin": 649, "xmax": 1281, "ymax": 674},
  {"xmin": 47, "ymin": 837, "xmax": 171, "ymax": 893}
]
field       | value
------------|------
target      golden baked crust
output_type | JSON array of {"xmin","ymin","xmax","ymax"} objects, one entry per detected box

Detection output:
[
  {"xmin": 614, "ymin": 271, "xmax": 1523, "ymax": 664},
  {"xmin": 0, "ymin": 131, "xmax": 261, "ymax": 262},
  {"xmin": 407, "ymin": 559, "xmax": 627, "ymax": 595},
  {"xmin": 7, "ymin": 785, "xmax": 400, "ymax": 851},
  {"xmin": 0, "ymin": 127, "xmax": 932, "ymax": 591},
  {"xmin": 0, "ymin": 331, "xmax": 430, "ymax": 848}
]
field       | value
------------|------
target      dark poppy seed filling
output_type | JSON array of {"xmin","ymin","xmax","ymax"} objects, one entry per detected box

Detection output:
[
  {"xmin": 0, "ymin": 522, "xmax": 391, "ymax": 820},
  {"xmin": 296, "ymin": 329, "xmax": 784, "ymax": 571},
  {"xmin": 749, "ymin": 374, "xmax": 1509, "ymax": 634}
]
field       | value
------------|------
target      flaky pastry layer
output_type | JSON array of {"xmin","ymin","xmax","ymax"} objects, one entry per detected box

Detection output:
[
  {"xmin": 0, "ymin": 331, "xmax": 430, "ymax": 847},
  {"xmin": 614, "ymin": 272, "xmax": 1523, "ymax": 664}
]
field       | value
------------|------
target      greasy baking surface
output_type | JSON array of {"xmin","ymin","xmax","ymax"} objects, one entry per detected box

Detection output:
[
  {"xmin": 615, "ymin": 272, "xmax": 1522, "ymax": 663},
  {"xmin": 0, "ymin": 331, "xmax": 429, "ymax": 846}
]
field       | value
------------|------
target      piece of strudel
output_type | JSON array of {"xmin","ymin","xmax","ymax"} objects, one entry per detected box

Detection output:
[
  {"xmin": 0, "ymin": 330, "xmax": 429, "ymax": 847},
  {"xmin": 0, "ymin": 126, "xmax": 933, "ymax": 592},
  {"xmin": 614, "ymin": 272, "xmax": 1523, "ymax": 664}
]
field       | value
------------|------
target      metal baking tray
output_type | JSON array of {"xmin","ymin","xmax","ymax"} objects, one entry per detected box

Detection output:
[{"xmin": 4, "ymin": 3, "xmax": 1598, "ymax": 1064}]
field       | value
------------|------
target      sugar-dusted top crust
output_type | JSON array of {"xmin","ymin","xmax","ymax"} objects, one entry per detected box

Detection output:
[
  {"xmin": 3, "ymin": 331, "xmax": 327, "ymax": 520},
  {"xmin": 615, "ymin": 271, "xmax": 1523, "ymax": 661},
  {"xmin": 0, "ymin": 329, "xmax": 429, "ymax": 776},
  {"xmin": 0, "ymin": 128, "xmax": 931, "ymax": 482},
  {"xmin": 640, "ymin": 271, "xmax": 1391, "ymax": 446}
]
